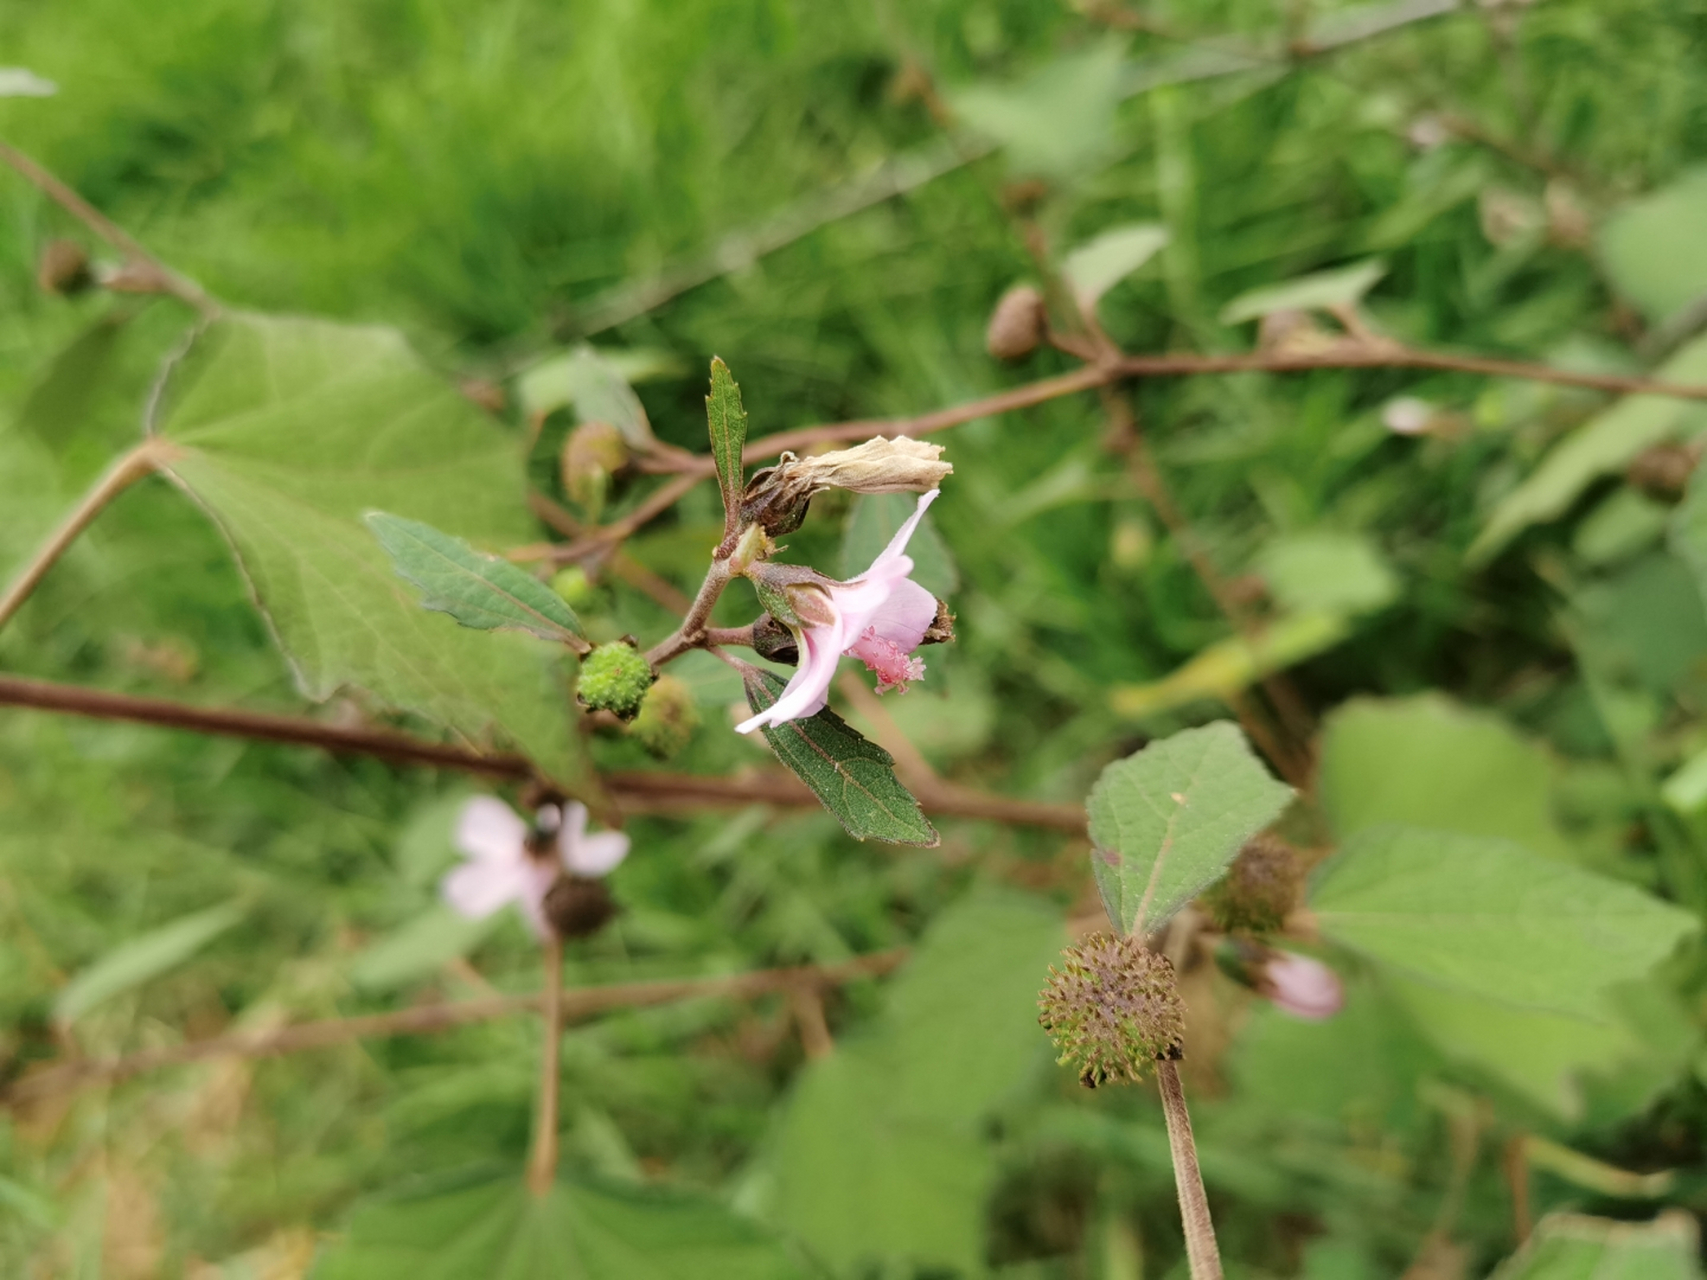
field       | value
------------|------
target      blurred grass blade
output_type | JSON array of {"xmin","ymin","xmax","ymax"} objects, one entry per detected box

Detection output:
[
  {"xmin": 1087, "ymin": 722, "xmax": 1292, "ymax": 934},
  {"xmin": 1062, "ymin": 223, "xmax": 1168, "ymax": 315},
  {"xmin": 367, "ymin": 512, "xmax": 582, "ymax": 643},
  {"xmin": 54, "ymin": 898, "xmax": 247, "ymax": 1026},
  {"xmin": 1220, "ymin": 259, "xmax": 1385, "ymax": 324},
  {"xmin": 742, "ymin": 668, "xmax": 937, "ymax": 846}
]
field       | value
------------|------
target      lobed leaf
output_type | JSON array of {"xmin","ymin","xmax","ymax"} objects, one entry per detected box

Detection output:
[
  {"xmin": 742, "ymin": 668, "xmax": 937, "ymax": 846},
  {"xmin": 705, "ymin": 357, "xmax": 748, "ymax": 537},
  {"xmin": 367, "ymin": 512, "xmax": 582, "ymax": 643},
  {"xmin": 1087, "ymin": 722, "xmax": 1293, "ymax": 934}
]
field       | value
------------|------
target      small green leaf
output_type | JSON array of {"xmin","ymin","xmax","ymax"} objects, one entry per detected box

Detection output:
[
  {"xmin": 515, "ymin": 345, "xmax": 659, "ymax": 448},
  {"xmin": 1219, "ymin": 259, "xmax": 1385, "ymax": 324},
  {"xmin": 54, "ymin": 899, "xmax": 248, "ymax": 1026},
  {"xmin": 315, "ymin": 1173, "xmax": 805, "ymax": 1280},
  {"xmin": 1488, "ymin": 1212, "xmax": 1701, "ymax": 1280},
  {"xmin": 1310, "ymin": 826, "xmax": 1697, "ymax": 1017},
  {"xmin": 1087, "ymin": 722, "xmax": 1293, "ymax": 935},
  {"xmin": 706, "ymin": 358, "xmax": 748, "ymax": 536},
  {"xmin": 1471, "ymin": 333, "xmax": 1707, "ymax": 564},
  {"xmin": 950, "ymin": 41, "xmax": 1127, "ymax": 180},
  {"xmin": 348, "ymin": 905, "xmax": 499, "ymax": 993},
  {"xmin": 1109, "ymin": 613, "xmax": 1352, "ymax": 721},
  {"xmin": 367, "ymin": 512, "xmax": 582, "ymax": 643},
  {"xmin": 1061, "ymin": 223, "xmax": 1169, "ymax": 314},
  {"xmin": 1599, "ymin": 168, "xmax": 1707, "ymax": 326},
  {"xmin": 1254, "ymin": 532, "xmax": 1397, "ymax": 615},
  {"xmin": 742, "ymin": 668, "xmax": 937, "ymax": 846}
]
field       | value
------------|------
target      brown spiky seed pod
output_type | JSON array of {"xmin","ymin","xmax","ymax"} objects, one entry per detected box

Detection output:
[
  {"xmin": 1038, "ymin": 934, "xmax": 1185, "ymax": 1088},
  {"xmin": 985, "ymin": 284, "xmax": 1046, "ymax": 360},
  {"xmin": 1203, "ymin": 833, "xmax": 1302, "ymax": 934}
]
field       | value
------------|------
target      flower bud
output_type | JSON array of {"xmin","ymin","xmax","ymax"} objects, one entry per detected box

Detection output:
[
  {"xmin": 740, "ymin": 438, "xmax": 951, "ymax": 537},
  {"xmin": 629, "ymin": 674, "xmax": 699, "ymax": 759},
  {"xmin": 1259, "ymin": 951, "xmax": 1344, "ymax": 1021},
  {"xmin": 36, "ymin": 239, "xmax": 93, "ymax": 296},
  {"xmin": 986, "ymin": 284, "xmax": 1046, "ymax": 360},
  {"xmin": 577, "ymin": 641, "xmax": 654, "ymax": 719},
  {"xmin": 1038, "ymin": 933, "xmax": 1185, "ymax": 1089},
  {"xmin": 750, "ymin": 613, "xmax": 800, "ymax": 665},
  {"xmin": 561, "ymin": 421, "xmax": 630, "ymax": 516},
  {"xmin": 542, "ymin": 873, "xmax": 619, "ymax": 939},
  {"xmin": 551, "ymin": 565, "xmax": 602, "ymax": 611},
  {"xmin": 1202, "ymin": 833, "xmax": 1302, "ymax": 934}
]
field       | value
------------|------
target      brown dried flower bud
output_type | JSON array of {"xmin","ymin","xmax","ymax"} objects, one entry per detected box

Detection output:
[
  {"xmin": 37, "ymin": 239, "xmax": 93, "ymax": 296},
  {"xmin": 920, "ymin": 598, "xmax": 955, "ymax": 647},
  {"xmin": 561, "ymin": 421, "xmax": 630, "ymax": 513},
  {"xmin": 1627, "ymin": 443, "xmax": 1700, "ymax": 503},
  {"xmin": 751, "ymin": 612, "xmax": 800, "ymax": 665},
  {"xmin": 741, "ymin": 438, "xmax": 951, "ymax": 538},
  {"xmin": 543, "ymin": 873, "xmax": 619, "ymax": 940},
  {"xmin": 1203, "ymin": 833, "xmax": 1302, "ymax": 934},
  {"xmin": 1038, "ymin": 933, "xmax": 1185, "ymax": 1089},
  {"xmin": 986, "ymin": 284, "xmax": 1046, "ymax": 360}
]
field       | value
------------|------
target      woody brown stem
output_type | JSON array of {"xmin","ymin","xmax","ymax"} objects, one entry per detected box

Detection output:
[{"xmin": 1157, "ymin": 1058, "xmax": 1223, "ymax": 1280}]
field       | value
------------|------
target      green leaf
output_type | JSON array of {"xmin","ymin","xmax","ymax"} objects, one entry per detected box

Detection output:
[
  {"xmin": 1488, "ymin": 1212, "xmax": 1701, "ymax": 1280},
  {"xmin": 348, "ymin": 905, "xmax": 500, "ymax": 993},
  {"xmin": 705, "ymin": 357, "xmax": 747, "ymax": 535},
  {"xmin": 367, "ymin": 512, "xmax": 582, "ymax": 643},
  {"xmin": 1087, "ymin": 722, "xmax": 1293, "ymax": 935},
  {"xmin": 1599, "ymin": 168, "xmax": 1707, "ymax": 326},
  {"xmin": 951, "ymin": 41, "xmax": 1128, "ymax": 179},
  {"xmin": 151, "ymin": 312, "xmax": 587, "ymax": 791},
  {"xmin": 1318, "ymin": 695, "xmax": 1574, "ymax": 860},
  {"xmin": 1470, "ymin": 333, "xmax": 1707, "ymax": 564},
  {"xmin": 838, "ymin": 491, "xmax": 958, "ymax": 597},
  {"xmin": 1110, "ymin": 612, "xmax": 1352, "ymax": 720},
  {"xmin": 764, "ymin": 891, "xmax": 1063, "ymax": 1274},
  {"xmin": 1310, "ymin": 826, "xmax": 1697, "ymax": 1017},
  {"xmin": 514, "ymin": 345, "xmax": 658, "ymax": 448},
  {"xmin": 742, "ymin": 668, "xmax": 937, "ymax": 846},
  {"xmin": 54, "ymin": 898, "xmax": 247, "ymax": 1026},
  {"xmin": 313, "ymin": 1173, "xmax": 804, "ymax": 1280},
  {"xmin": 1219, "ymin": 259, "xmax": 1386, "ymax": 324},
  {"xmin": 1061, "ymin": 223, "xmax": 1169, "ymax": 314},
  {"xmin": 1254, "ymin": 532, "xmax": 1397, "ymax": 615}
]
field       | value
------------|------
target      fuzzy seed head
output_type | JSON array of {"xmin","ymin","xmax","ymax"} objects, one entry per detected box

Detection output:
[
  {"xmin": 1038, "ymin": 934, "xmax": 1185, "ymax": 1088},
  {"xmin": 1204, "ymin": 833, "xmax": 1302, "ymax": 934},
  {"xmin": 578, "ymin": 641, "xmax": 654, "ymax": 719},
  {"xmin": 629, "ymin": 674, "xmax": 700, "ymax": 759}
]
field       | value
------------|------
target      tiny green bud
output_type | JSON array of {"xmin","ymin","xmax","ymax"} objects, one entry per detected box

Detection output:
[
  {"xmin": 1038, "ymin": 934, "xmax": 1185, "ymax": 1088},
  {"xmin": 629, "ymin": 675, "xmax": 700, "ymax": 759},
  {"xmin": 578, "ymin": 641, "xmax": 654, "ymax": 719},
  {"xmin": 551, "ymin": 566, "xmax": 599, "ymax": 611}
]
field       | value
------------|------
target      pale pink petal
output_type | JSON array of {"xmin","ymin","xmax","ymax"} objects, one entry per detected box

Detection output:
[
  {"xmin": 859, "ymin": 577, "xmax": 937, "ymax": 653},
  {"xmin": 564, "ymin": 830, "xmax": 630, "ymax": 877},
  {"xmin": 454, "ymin": 797, "xmax": 528, "ymax": 865},
  {"xmin": 558, "ymin": 801, "xmax": 591, "ymax": 848},
  {"xmin": 1263, "ymin": 953, "xmax": 1344, "ymax": 1021},
  {"xmin": 736, "ymin": 624, "xmax": 846, "ymax": 733},
  {"xmin": 442, "ymin": 858, "xmax": 528, "ymax": 920},
  {"xmin": 854, "ymin": 490, "xmax": 939, "ymax": 580}
]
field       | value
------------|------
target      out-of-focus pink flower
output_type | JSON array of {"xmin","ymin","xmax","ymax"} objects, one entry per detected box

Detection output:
[
  {"xmin": 736, "ymin": 489, "xmax": 942, "ymax": 734},
  {"xmin": 442, "ymin": 797, "xmax": 629, "ymax": 939},
  {"xmin": 1260, "ymin": 951, "xmax": 1344, "ymax": 1021}
]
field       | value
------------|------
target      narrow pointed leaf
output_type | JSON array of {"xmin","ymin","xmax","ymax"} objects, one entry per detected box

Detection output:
[
  {"xmin": 1061, "ymin": 223, "xmax": 1168, "ymax": 314},
  {"xmin": 706, "ymin": 358, "xmax": 748, "ymax": 537},
  {"xmin": 1087, "ymin": 722, "xmax": 1292, "ymax": 935},
  {"xmin": 742, "ymin": 668, "xmax": 937, "ymax": 846},
  {"xmin": 54, "ymin": 898, "xmax": 248, "ymax": 1025},
  {"xmin": 367, "ymin": 512, "xmax": 581, "ymax": 642}
]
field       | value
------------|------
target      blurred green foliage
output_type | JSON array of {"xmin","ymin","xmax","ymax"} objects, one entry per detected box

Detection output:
[{"xmin": 7, "ymin": 0, "xmax": 1707, "ymax": 1276}]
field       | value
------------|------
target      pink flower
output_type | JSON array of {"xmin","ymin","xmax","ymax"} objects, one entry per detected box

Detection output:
[
  {"xmin": 442, "ymin": 797, "xmax": 629, "ymax": 939},
  {"xmin": 736, "ymin": 489, "xmax": 942, "ymax": 734},
  {"xmin": 1260, "ymin": 951, "xmax": 1344, "ymax": 1021}
]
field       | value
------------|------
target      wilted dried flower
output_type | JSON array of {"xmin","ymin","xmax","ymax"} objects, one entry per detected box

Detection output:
[
  {"xmin": 986, "ymin": 284, "xmax": 1046, "ymax": 360},
  {"xmin": 740, "ymin": 438, "xmax": 952, "ymax": 537},
  {"xmin": 1038, "ymin": 933, "xmax": 1186, "ymax": 1088}
]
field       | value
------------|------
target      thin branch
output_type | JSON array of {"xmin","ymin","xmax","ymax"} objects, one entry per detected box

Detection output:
[
  {"xmin": 644, "ymin": 559, "xmax": 732, "ymax": 667},
  {"xmin": 5, "ymin": 952, "xmax": 909, "ymax": 1105},
  {"xmin": 527, "ymin": 936, "xmax": 565, "ymax": 1195},
  {"xmin": 0, "ymin": 674, "xmax": 1087, "ymax": 832},
  {"xmin": 516, "ymin": 473, "xmax": 705, "ymax": 565},
  {"xmin": 0, "ymin": 138, "xmax": 217, "ymax": 314},
  {"xmin": 1157, "ymin": 1059, "xmax": 1224, "ymax": 1280},
  {"xmin": 526, "ymin": 492, "xmax": 693, "ymax": 614},
  {"xmin": 0, "ymin": 439, "xmax": 175, "ymax": 633}
]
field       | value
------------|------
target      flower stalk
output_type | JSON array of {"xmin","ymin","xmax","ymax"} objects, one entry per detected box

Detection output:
[
  {"xmin": 1157, "ymin": 1058, "xmax": 1223, "ymax": 1280},
  {"xmin": 526, "ymin": 934, "xmax": 565, "ymax": 1196}
]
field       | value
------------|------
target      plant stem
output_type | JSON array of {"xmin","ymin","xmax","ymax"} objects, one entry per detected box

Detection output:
[
  {"xmin": 1157, "ymin": 1059, "xmax": 1223, "ymax": 1280},
  {"xmin": 644, "ymin": 559, "xmax": 731, "ymax": 666},
  {"xmin": 527, "ymin": 935, "xmax": 566, "ymax": 1196},
  {"xmin": 0, "ymin": 439, "xmax": 171, "ymax": 633}
]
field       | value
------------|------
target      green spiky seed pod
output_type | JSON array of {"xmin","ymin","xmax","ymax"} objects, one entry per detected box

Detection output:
[
  {"xmin": 1203, "ymin": 833, "xmax": 1302, "ymax": 935},
  {"xmin": 629, "ymin": 675, "xmax": 699, "ymax": 759},
  {"xmin": 578, "ymin": 641, "xmax": 654, "ymax": 719},
  {"xmin": 1038, "ymin": 934, "xmax": 1185, "ymax": 1088}
]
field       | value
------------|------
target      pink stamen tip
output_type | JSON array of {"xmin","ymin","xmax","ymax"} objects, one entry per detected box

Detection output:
[{"xmin": 850, "ymin": 627, "xmax": 925, "ymax": 693}]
